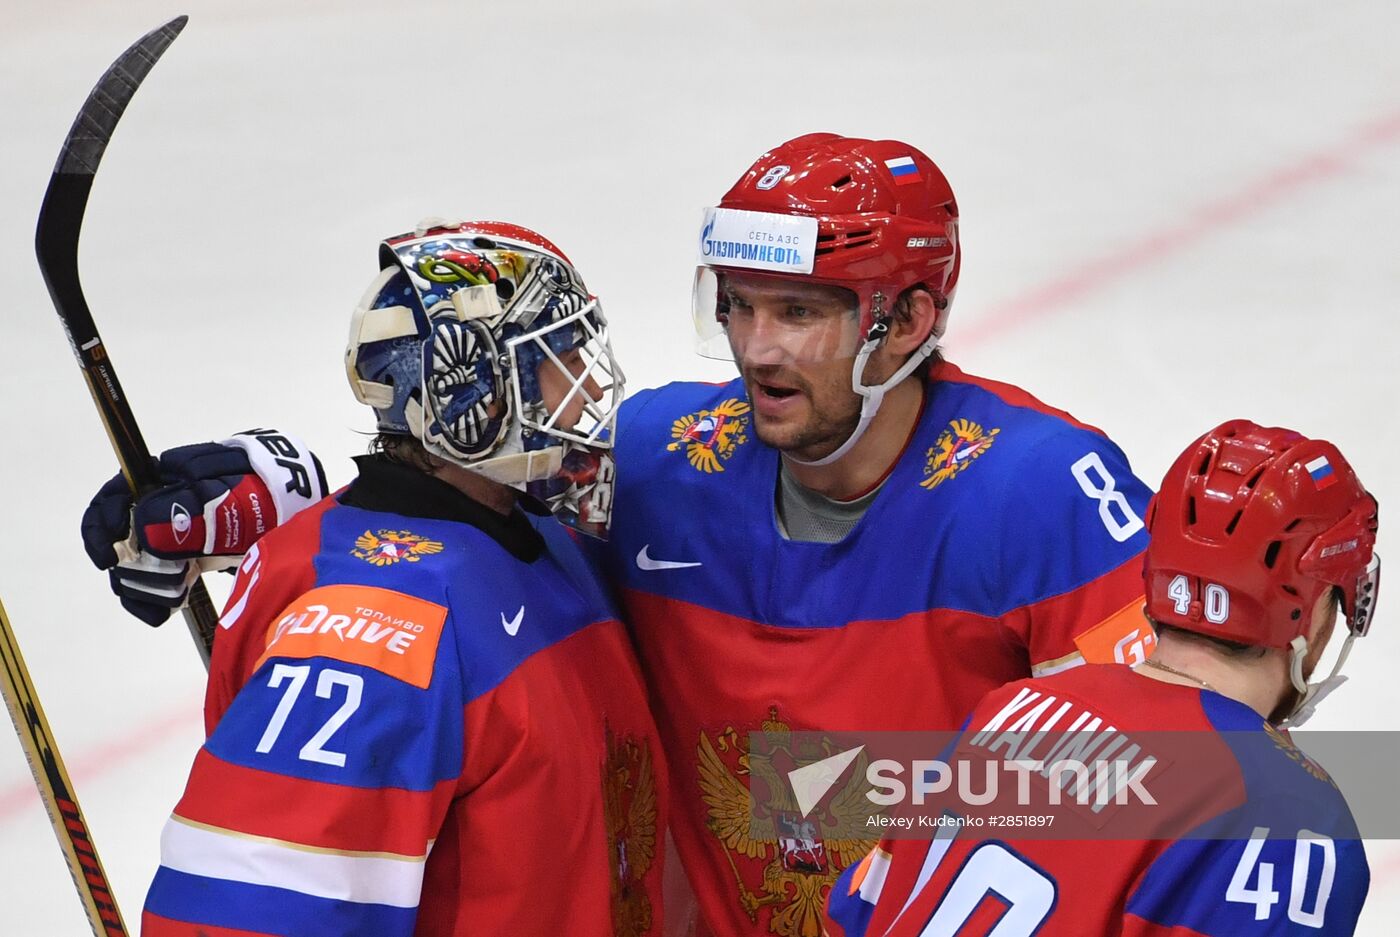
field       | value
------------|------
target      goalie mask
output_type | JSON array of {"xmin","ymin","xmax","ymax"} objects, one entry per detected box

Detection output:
[{"xmin": 346, "ymin": 219, "xmax": 623, "ymax": 538}]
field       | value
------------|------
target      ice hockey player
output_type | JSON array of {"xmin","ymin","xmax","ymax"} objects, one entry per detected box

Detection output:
[
  {"xmin": 83, "ymin": 135, "xmax": 1156, "ymax": 935},
  {"xmin": 597, "ymin": 132, "xmax": 1154, "ymax": 934},
  {"xmin": 88, "ymin": 221, "xmax": 667, "ymax": 936},
  {"xmin": 828, "ymin": 420, "xmax": 1379, "ymax": 936}
]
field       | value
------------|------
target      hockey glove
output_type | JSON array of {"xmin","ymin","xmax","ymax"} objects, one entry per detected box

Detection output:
[{"xmin": 81, "ymin": 429, "xmax": 328, "ymax": 626}]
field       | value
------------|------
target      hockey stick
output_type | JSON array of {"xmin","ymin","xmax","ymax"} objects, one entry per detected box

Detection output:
[
  {"xmin": 35, "ymin": 16, "xmax": 217, "ymax": 668},
  {"xmin": 0, "ymin": 595, "xmax": 128, "ymax": 935}
]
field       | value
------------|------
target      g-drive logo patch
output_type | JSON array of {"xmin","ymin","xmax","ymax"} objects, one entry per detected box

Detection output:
[
  {"xmin": 698, "ymin": 207, "xmax": 817, "ymax": 275},
  {"xmin": 257, "ymin": 584, "xmax": 447, "ymax": 688}
]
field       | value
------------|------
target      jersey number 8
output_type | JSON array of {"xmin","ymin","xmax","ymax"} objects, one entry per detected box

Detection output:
[{"xmin": 1071, "ymin": 452, "xmax": 1144, "ymax": 543}]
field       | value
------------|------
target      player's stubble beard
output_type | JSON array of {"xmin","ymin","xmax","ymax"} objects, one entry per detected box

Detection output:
[{"xmin": 741, "ymin": 360, "xmax": 862, "ymax": 463}]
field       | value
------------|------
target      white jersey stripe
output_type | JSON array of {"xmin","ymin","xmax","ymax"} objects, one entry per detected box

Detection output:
[
  {"xmin": 159, "ymin": 815, "xmax": 426, "ymax": 908},
  {"xmin": 858, "ymin": 848, "xmax": 892, "ymax": 903},
  {"xmin": 1031, "ymin": 651, "xmax": 1086, "ymax": 678}
]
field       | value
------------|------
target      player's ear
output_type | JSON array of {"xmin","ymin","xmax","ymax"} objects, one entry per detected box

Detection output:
[{"xmin": 884, "ymin": 289, "xmax": 941, "ymax": 356}]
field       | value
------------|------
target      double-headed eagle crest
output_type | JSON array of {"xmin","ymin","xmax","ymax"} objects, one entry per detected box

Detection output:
[
  {"xmin": 667, "ymin": 398, "xmax": 751, "ymax": 474},
  {"xmin": 351, "ymin": 529, "xmax": 445, "ymax": 567},
  {"xmin": 603, "ymin": 725, "xmax": 659, "ymax": 937},
  {"xmin": 921, "ymin": 418, "xmax": 1000, "ymax": 491},
  {"xmin": 697, "ymin": 708, "xmax": 877, "ymax": 937},
  {"xmin": 1264, "ymin": 722, "xmax": 1337, "ymax": 788}
]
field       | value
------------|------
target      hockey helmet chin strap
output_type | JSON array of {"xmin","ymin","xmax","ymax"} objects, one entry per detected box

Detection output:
[
  {"xmin": 1278, "ymin": 632, "xmax": 1355, "ymax": 728},
  {"xmin": 787, "ymin": 313, "xmax": 940, "ymax": 469}
]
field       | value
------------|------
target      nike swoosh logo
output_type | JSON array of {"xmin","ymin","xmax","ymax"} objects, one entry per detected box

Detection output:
[
  {"xmin": 501, "ymin": 606, "xmax": 524, "ymax": 636},
  {"xmin": 636, "ymin": 545, "xmax": 703, "ymax": 571}
]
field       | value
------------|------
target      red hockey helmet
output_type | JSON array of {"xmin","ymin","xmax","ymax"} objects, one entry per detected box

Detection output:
[
  {"xmin": 694, "ymin": 133, "xmax": 960, "ymax": 360},
  {"xmin": 1144, "ymin": 420, "xmax": 1380, "ymax": 650}
]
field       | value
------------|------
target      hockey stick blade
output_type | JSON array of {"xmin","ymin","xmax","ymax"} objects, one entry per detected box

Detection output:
[
  {"xmin": 0, "ymin": 596, "xmax": 128, "ymax": 935},
  {"xmin": 35, "ymin": 16, "xmax": 218, "ymax": 668}
]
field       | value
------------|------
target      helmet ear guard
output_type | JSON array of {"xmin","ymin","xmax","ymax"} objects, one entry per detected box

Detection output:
[
  {"xmin": 1297, "ymin": 497, "xmax": 1382, "ymax": 637},
  {"xmin": 1349, "ymin": 553, "xmax": 1382, "ymax": 637}
]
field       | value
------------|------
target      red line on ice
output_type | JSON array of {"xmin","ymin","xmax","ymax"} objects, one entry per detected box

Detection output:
[
  {"xmin": 0, "ymin": 704, "xmax": 197, "ymax": 823},
  {"xmin": 958, "ymin": 106, "xmax": 1400, "ymax": 348}
]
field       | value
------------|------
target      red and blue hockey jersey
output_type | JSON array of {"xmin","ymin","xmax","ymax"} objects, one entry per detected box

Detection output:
[
  {"xmin": 828, "ymin": 665, "xmax": 1368, "ymax": 937},
  {"xmin": 143, "ymin": 456, "xmax": 666, "ymax": 937},
  {"xmin": 601, "ymin": 361, "xmax": 1154, "ymax": 936}
]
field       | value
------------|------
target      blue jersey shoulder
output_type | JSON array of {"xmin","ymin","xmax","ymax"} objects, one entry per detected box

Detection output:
[
  {"xmin": 919, "ymin": 372, "xmax": 1148, "ymax": 524},
  {"xmin": 1126, "ymin": 834, "xmax": 1367, "ymax": 936},
  {"xmin": 206, "ymin": 499, "xmax": 617, "ymax": 793},
  {"xmin": 205, "ymin": 501, "xmax": 467, "ymax": 791},
  {"xmin": 1200, "ymin": 694, "xmax": 1363, "ymax": 841},
  {"xmin": 892, "ymin": 372, "xmax": 1151, "ymax": 614},
  {"xmin": 1127, "ymin": 707, "xmax": 1368, "ymax": 936},
  {"xmin": 314, "ymin": 501, "xmax": 616, "ymax": 703},
  {"xmin": 608, "ymin": 372, "xmax": 1149, "ymax": 623}
]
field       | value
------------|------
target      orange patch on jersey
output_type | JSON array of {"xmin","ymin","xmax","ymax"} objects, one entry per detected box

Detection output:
[
  {"xmin": 1073, "ymin": 596, "xmax": 1154, "ymax": 665},
  {"xmin": 847, "ymin": 849, "xmax": 875, "ymax": 895},
  {"xmin": 257, "ymin": 584, "xmax": 447, "ymax": 688}
]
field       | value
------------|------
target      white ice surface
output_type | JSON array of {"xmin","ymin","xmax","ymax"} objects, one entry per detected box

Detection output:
[{"xmin": 1, "ymin": 1, "xmax": 1397, "ymax": 933}]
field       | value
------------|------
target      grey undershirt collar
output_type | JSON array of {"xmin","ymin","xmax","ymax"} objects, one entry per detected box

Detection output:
[{"xmin": 775, "ymin": 460, "xmax": 886, "ymax": 543}]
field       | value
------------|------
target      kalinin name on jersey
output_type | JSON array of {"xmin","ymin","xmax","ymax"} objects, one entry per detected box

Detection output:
[{"xmin": 969, "ymin": 686, "xmax": 1158, "ymax": 812}]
